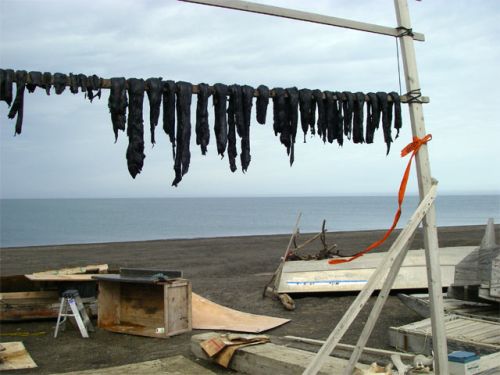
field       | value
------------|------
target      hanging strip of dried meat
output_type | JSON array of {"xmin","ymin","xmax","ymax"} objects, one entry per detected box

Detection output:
[
  {"xmin": 0, "ymin": 69, "xmax": 14, "ymax": 106},
  {"xmin": 324, "ymin": 91, "xmax": 335, "ymax": 144},
  {"xmin": 41, "ymin": 72, "xmax": 52, "ymax": 95},
  {"xmin": 26, "ymin": 71, "xmax": 42, "ymax": 93},
  {"xmin": 313, "ymin": 89, "xmax": 326, "ymax": 142},
  {"xmin": 77, "ymin": 74, "xmax": 87, "ymax": 94},
  {"xmin": 162, "ymin": 80, "xmax": 176, "ymax": 158},
  {"xmin": 195, "ymin": 83, "xmax": 211, "ymax": 155},
  {"xmin": 53, "ymin": 73, "xmax": 67, "ymax": 95},
  {"xmin": 256, "ymin": 85, "xmax": 269, "ymax": 125},
  {"xmin": 389, "ymin": 91, "xmax": 402, "ymax": 138},
  {"xmin": 298, "ymin": 88, "xmax": 313, "ymax": 142},
  {"xmin": 126, "ymin": 78, "xmax": 146, "ymax": 178},
  {"xmin": 227, "ymin": 84, "xmax": 242, "ymax": 172},
  {"xmin": 352, "ymin": 92, "xmax": 365, "ymax": 144},
  {"xmin": 7, "ymin": 70, "xmax": 28, "ymax": 135},
  {"xmin": 342, "ymin": 91, "xmax": 354, "ymax": 140},
  {"xmin": 286, "ymin": 87, "xmax": 299, "ymax": 165},
  {"xmin": 365, "ymin": 92, "xmax": 380, "ymax": 144},
  {"xmin": 86, "ymin": 74, "xmax": 102, "ymax": 102},
  {"xmin": 376, "ymin": 92, "xmax": 392, "ymax": 154},
  {"xmin": 146, "ymin": 77, "xmax": 163, "ymax": 146},
  {"xmin": 333, "ymin": 91, "xmax": 344, "ymax": 147},
  {"xmin": 108, "ymin": 77, "xmax": 128, "ymax": 142},
  {"xmin": 240, "ymin": 85, "xmax": 254, "ymax": 172},
  {"xmin": 272, "ymin": 88, "xmax": 286, "ymax": 138},
  {"xmin": 172, "ymin": 81, "xmax": 193, "ymax": 186},
  {"xmin": 213, "ymin": 83, "xmax": 228, "ymax": 158},
  {"xmin": 69, "ymin": 73, "xmax": 79, "ymax": 94}
]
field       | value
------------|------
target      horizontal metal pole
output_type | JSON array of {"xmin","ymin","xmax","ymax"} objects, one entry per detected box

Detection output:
[
  {"xmin": 179, "ymin": 0, "xmax": 425, "ymax": 41},
  {"xmin": 7, "ymin": 71, "xmax": 429, "ymax": 104}
]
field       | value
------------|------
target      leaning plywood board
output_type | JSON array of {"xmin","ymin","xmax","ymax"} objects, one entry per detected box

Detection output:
[
  {"xmin": 191, "ymin": 332, "xmax": 369, "ymax": 375},
  {"xmin": 277, "ymin": 246, "xmax": 475, "ymax": 293},
  {"xmin": 389, "ymin": 315, "xmax": 500, "ymax": 355},
  {"xmin": 192, "ymin": 293, "xmax": 289, "ymax": 333},
  {"xmin": 52, "ymin": 355, "xmax": 215, "ymax": 374},
  {"xmin": 0, "ymin": 342, "xmax": 37, "ymax": 371}
]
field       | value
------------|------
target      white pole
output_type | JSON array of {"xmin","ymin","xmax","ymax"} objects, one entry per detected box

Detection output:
[{"xmin": 394, "ymin": 0, "xmax": 449, "ymax": 373}]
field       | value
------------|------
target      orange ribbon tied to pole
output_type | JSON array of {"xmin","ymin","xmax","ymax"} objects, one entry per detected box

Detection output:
[{"xmin": 328, "ymin": 134, "xmax": 432, "ymax": 265}]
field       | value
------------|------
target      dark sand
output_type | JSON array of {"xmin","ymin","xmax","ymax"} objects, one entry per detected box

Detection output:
[{"xmin": 1, "ymin": 225, "xmax": 497, "ymax": 374}]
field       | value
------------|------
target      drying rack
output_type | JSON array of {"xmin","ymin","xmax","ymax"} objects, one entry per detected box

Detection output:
[{"xmin": 178, "ymin": 1, "xmax": 449, "ymax": 374}]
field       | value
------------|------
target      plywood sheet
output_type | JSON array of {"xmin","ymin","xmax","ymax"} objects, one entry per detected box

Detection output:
[
  {"xmin": 0, "ymin": 342, "xmax": 37, "ymax": 371},
  {"xmin": 192, "ymin": 293, "xmax": 289, "ymax": 333}
]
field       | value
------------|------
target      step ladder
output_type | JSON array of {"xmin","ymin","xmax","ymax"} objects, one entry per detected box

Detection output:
[{"xmin": 54, "ymin": 289, "xmax": 94, "ymax": 338}]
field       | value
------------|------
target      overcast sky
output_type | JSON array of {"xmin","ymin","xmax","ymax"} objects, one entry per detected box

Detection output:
[{"xmin": 0, "ymin": 0, "xmax": 499, "ymax": 198}]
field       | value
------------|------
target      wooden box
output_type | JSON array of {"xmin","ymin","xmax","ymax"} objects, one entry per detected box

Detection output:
[{"xmin": 97, "ymin": 278, "xmax": 192, "ymax": 338}]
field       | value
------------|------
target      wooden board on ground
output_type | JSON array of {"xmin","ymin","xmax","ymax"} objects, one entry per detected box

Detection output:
[
  {"xmin": 389, "ymin": 314, "xmax": 500, "ymax": 355},
  {"xmin": 0, "ymin": 342, "xmax": 37, "ymax": 371},
  {"xmin": 192, "ymin": 292, "xmax": 289, "ymax": 333},
  {"xmin": 277, "ymin": 246, "xmax": 475, "ymax": 293},
  {"xmin": 398, "ymin": 293, "xmax": 500, "ymax": 322},
  {"xmin": 26, "ymin": 264, "xmax": 109, "ymax": 281},
  {"xmin": 52, "ymin": 355, "xmax": 215, "ymax": 374},
  {"xmin": 191, "ymin": 332, "xmax": 369, "ymax": 375}
]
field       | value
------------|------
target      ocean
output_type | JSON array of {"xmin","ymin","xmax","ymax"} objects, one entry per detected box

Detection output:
[{"xmin": 1, "ymin": 195, "xmax": 499, "ymax": 248}]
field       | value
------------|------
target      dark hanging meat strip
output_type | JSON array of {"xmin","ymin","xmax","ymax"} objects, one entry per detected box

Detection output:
[
  {"xmin": 126, "ymin": 78, "xmax": 146, "ymax": 179},
  {"xmin": 172, "ymin": 81, "xmax": 192, "ymax": 186},
  {"xmin": 352, "ymin": 92, "xmax": 365, "ymax": 144},
  {"xmin": 42, "ymin": 72, "xmax": 52, "ymax": 95},
  {"xmin": 77, "ymin": 74, "xmax": 88, "ymax": 93},
  {"xmin": 227, "ymin": 84, "xmax": 243, "ymax": 172},
  {"xmin": 279, "ymin": 88, "xmax": 291, "ymax": 153},
  {"xmin": 342, "ymin": 91, "xmax": 354, "ymax": 140},
  {"xmin": 213, "ymin": 83, "xmax": 228, "ymax": 158},
  {"xmin": 69, "ymin": 73, "xmax": 79, "ymax": 94},
  {"xmin": 7, "ymin": 70, "xmax": 28, "ymax": 135},
  {"xmin": 313, "ymin": 89, "xmax": 326, "ymax": 142},
  {"xmin": 146, "ymin": 77, "xmax": 163, "ymax": 145},
  {"xmin": 389, "ymin": 91, "xmax": 402, "ymax": 138},
  {"xmin": 162, "ymin": 80, "xmax": 176, "ymax": 158},
  {"xmin": 298, "ymin": 88, "xmax": 313, "ymax": 142},
  {"xmin": 376, "ymin": 92, "xmax": 392, "ymax": 154},
  {"xmin": 365, "ymin": 92, "xmax": 380, "ymax": 144},
  {"xmin": 333, "ymin": 91, "xmax": 344, "ymax": 146},
  {"xmin": 86, "ymin": 74, "xmax": 102, "ymax": 102},
  {"xmin": 0, "ymin": 68, "xmax": 14, "ymax": 106},
  {"xmin": 53, "ymin": 73, "xmax": 67, "ymax": 95},
  {"xmin": 256, "ymin": 85, "xmax": 269, "ymax": 125},
  {"xmin": 272, "ymin": 88, "xmax": 286, "ymax": 137},
  {"xmin": 195, "ymin": 83, "xmax": 211, "ymax": 155},
  {"xmin": 286, "ymin": 87, "xmax": 299, "ymax": 165},
  {"xmin": 240, "ymin": 85, "xmax": 254, "ymax": 172},
  {"xmin": 324, "ymin": 91, "xmax": 336, "ymax": 144},
  {"xmin": 26, "ymin": 71, "xmax": 42, "ymax": 93},
  {"xmin": 108, "ymin": 77, "xmax": 128, "ymax": 142}
]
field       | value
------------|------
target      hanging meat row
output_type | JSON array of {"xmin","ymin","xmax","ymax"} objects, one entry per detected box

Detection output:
[{"xmin": 0, "ymin": 68, "xmax": 403, "ymax": 186}]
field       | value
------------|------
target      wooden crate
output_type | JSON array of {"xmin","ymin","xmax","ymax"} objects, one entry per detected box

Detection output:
[{"xmin": 97, "ymin": 278, "xmax": 192, "ymax": 338}]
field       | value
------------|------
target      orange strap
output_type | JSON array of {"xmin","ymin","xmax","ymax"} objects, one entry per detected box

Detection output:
[{"xmin": 328, "ymin": 134, "xmax": 432, "ymax": 265}]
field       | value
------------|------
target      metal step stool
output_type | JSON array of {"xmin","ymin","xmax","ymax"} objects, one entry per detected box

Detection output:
[{"xmin": 54, "ymin": 289, "xmax": 94, "ymax": 338}]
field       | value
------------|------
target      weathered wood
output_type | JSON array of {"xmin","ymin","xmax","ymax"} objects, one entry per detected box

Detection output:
[
  {"xmin": 302, "ymin": 184, "xmax": 437, "ymax": 375},
  {"xmin": 25, "ymin": 274, "xmax": 101, "ymax": 281},
  {"xmin": 97, "ymin": 279, "xmax": 191, "ymax": 338},
  {"xmin": 30, "ymin": 264, "xmax": 108, "ymax": 276},
  {"xmin": 394, "ymin": 0, "xmax": 448, "ymax": 372},
  {"xmin": 180, "ymin": 0, "xmax": 425, "ymax": 41},
  {"xmin": 0, "ymin": 342, "xmax": 37, "ymax": 370},
  {"xmin": 278, "ymin": 246, "xmax": 474, "ymax": 293},
  {"xmin": 284, "ymin": 336, "xmax": 415, "ymax": 361},
  {"xmin": 191, "ymin": 332, "xmax": 368, "ymax": 375},
  {"xmin": 53, "ymin": 355, "xmax": 216, "ymax": 375},
  {"xmin": 0, "ymin": 291, "xmax": 58, "ymax": 300},
  {"xmin": 389, "ymin": 315, "xmax": 500, "ymax": 355}
]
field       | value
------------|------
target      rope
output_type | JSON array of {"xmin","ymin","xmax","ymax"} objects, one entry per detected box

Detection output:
[{"xmin": 329, "ymin": 134, "xmax": 432, "ymax": 265}]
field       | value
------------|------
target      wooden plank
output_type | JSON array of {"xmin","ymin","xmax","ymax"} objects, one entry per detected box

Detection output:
[
  {"xmin": 302, "ymin": 184, "xmax": 437, "ymax": 375},
  {"xmin": 191, "ymin": 332, "xmax": 369, "ymax": 375},
  {"xmin": 394, "ymin": 0, "xmax": 448, "ymax": 372},
  {"xmin": 179, "ymin": 0, "xmax": 425, "ymax": 41},
  {"xmin": 30, "ymin": 264, "xmax": 108, "ymax": 277},
  {"xmin": 0, "ymin": 342, "xmax": 37, "ymax": 370},
  {"xmin": 0, "ymin": 291, "xmax": 59, "ymax": 300},
  {"xmin": 97, "ymin": 281, "xmax": 120, "ymax": 328},
  {"xmin": 165, "ymin": 281, "xmax": 192, "ymax": 336},
  {"xmin": 25, "ymin": 274, "xmax": 101, "ymax": 281},
  {"xmin": 119, "ymin": 283, "xmax": 164, "ymax": 328},
  {"xmin": 54, "ymin": 355, "xmax": 216, "ymax": 374}
]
